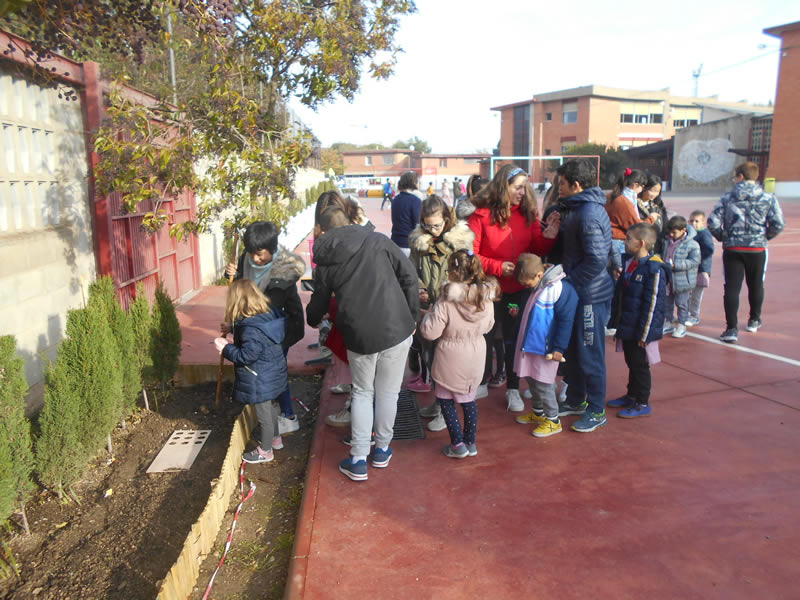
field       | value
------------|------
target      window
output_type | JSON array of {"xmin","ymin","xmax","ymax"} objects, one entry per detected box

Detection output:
[
  {"xmin": 650, "ymin": 114, "xmax": 663, "ymax": 124},
  {"xmin": 381, "ymin": 154, "xmax": 393, "ymax": 165},
  {"xmin": 365, "ymin": 155, "xmax": 373, "ymax": 165},
  {"xmin": 439, "ymin": 158, "xmax": 447, "ymax": 167},
  {"xmin": 686, "ymin": 119, "xmax": 698, "ymax": 127},
  {"xmin": 674, "ymin": 120, "xmax": 686, "ymax": 128},
  {"xmin": 635, "ymin": 115, "xmax": 649, "ymax": 124},
  {"xmin": 620, "ymin": 114, "xmax": 634, "ymax": 123},
  {"xmin": 562, "ymin": 101, "xmax": 577, "ymax": 124},
  {"xmin": 545, "ymin": 112, "xmax": 552, "ymax": 121},
  {"xmin": 544, "ymin": 149, "xmax": 551, "ymax": 155},
  {"xmin": 561, "ymin": 144, "xmax": 573, "ymax": 153}
]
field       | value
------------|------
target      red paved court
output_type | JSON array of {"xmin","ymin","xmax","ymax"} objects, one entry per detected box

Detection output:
[{"xmin": 178, "ymin": 193, "xmax": 800, "ymax": 600}]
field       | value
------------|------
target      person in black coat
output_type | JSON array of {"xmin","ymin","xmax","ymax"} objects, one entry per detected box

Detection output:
[
  {"xmin": 223, "ymin": 221, "xmax": 305, "ymax": 433},
  {"xmin": 307, "ymin": 207, "xmax": 419, "ymax": 481}
]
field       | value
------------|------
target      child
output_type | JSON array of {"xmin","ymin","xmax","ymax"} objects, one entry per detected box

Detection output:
[
  {"xmin": 512, "ymin": 254, "xmax": 578, "ymax": 437},
  {"xmin": 419, "ymin": 250, "xmax": 497, "ymax": 458},
  {"xmin": 215, "ymin": 279, "xmax": 288, "ymax": 463},
  {"xmin": 408, "ymin": 195, "xmax": 476, "ymax": 431},
  {"xmin": 223, "ymin": 221, "xmax": 305, "ymax": 435},
  {"xmin": 686, "ymin": 210, "xmax": 715, "ymax": 326},
  {"xmin": 662, "ymin": 215, "xmax": 700, "ymax": 339},
  {"xmin": 608, "ymin": 223, "xmax": 670, "ymax": 417}
]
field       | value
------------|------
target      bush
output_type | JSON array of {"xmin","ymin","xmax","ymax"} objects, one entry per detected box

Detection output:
[
  {"xmin": 150, "ymin": 283, "xmax": 182, "ymax": 390},
  {"xmin": 0, "ymin": 337, "xmax": 34, "ymax": 525},
  {"xmin": 129, "ymin": 283, "xmax": 152, "ymax": 383},
  {"xmin": 89, "ymin": 277, "xmax": 140, "ymax": 417}
]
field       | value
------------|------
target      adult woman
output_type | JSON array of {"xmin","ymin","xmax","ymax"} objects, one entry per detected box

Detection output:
[
  {"xmin": 468, "ymin": 164, "xmax": 560, "ymax": 411},
  {"xmin": 637, "ymin": 174, "xmax": 669, "ymax": 254}
]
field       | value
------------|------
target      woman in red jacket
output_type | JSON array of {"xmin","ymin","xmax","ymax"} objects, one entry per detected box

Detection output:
[{"xmin": 468, "ymin": 165, "xmax": 560, "ymax": 411}]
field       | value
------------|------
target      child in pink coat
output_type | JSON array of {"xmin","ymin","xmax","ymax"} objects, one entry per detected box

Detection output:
[{"xmin": 420, "ymin": 250, "xmax": 498, "ymax": 458}]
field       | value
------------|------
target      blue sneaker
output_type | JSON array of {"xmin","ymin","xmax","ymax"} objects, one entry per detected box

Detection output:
[
  {"xmin": 571, "ymin": 410, "xmax": 607, "ymax": 432},
  {"xmin": 339, "ymin": 457, "xmax": 368, "ymax": 481},
  {"xmin": 607, "ymin": 395, "xmax": 634, "ymax": 408},
  {"xmin": 371, "ymin": 447, "xmax": 392, "ymax": 468},
  {"xmin": 558, "ymin": 400, "xmax": 588, "ymax": 417},
  {"xmin": 618, "ymin": 403, "xmax": 652, "ymax": 418},
  {"xmin": 663, "ymin": 321, "xmax": 675, "ymax": 334}
]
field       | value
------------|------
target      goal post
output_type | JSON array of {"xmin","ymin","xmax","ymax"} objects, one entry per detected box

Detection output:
[{"xmin": 489, "ymin": 155, "xmax": 601, "ymax": 186}]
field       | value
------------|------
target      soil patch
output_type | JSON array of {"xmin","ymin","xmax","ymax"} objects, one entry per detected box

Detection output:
[{"xmin": 0, "ymin": 375, "xmax": 320, "ymax": 600}]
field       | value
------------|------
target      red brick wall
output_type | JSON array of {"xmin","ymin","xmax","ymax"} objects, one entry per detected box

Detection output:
[{"xmin": 766, "ymin": 28, "xmax": 800, "ymax": 182}]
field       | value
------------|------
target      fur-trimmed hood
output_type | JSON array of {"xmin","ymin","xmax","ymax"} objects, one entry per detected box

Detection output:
[
  {"xmin": 440, "ymin": 280, "xmax": 498, "ymax": 322},
  {"xmin": 409, "ymin": 220, "xmax": 475, "ymax": 254},
  {"xmin": 269, "ymin": 245, "xmax": 306, "ymax": 283}
]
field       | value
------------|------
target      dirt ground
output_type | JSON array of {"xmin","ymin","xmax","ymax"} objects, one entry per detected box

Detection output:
[{"xmin": 0, "ymin": 375, "xmax": 320, "ymax": 600}]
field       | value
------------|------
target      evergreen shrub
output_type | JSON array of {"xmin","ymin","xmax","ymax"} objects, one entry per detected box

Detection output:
[{"xmin": 150, "ymin": 283, "xmax": 182, "ymax": 390}]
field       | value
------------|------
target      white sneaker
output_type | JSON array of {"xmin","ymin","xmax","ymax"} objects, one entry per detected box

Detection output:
[
  {"xmin": 558, "ymin": 382, "xmax": 568, "ymax": 404},
  {"xmin": 330, "ymin": 383, "xmax": 352, "ymax": 394},
  {"xmin": 605, "ymin": 327, "xmax": 617, "ymax": 336},
  {"xmin": 426, "ymin": 413, "xmax": 447, "ymax": 432},
  {"xmin": 324, "ymin": 406, "xmax": 351, "ymax": 427},
  {"xmin": 475, "ymin": 383, "xmax": 489, "ymax": 399},
  {"xmin": 506, "ymin": 389, "xmax": 524, "ymax": 412},
  {"xmin": 522, "ymin": 388, "xmax": 532, "ymax": 399},
  {"xmin": 672, "ymin": 323, "xmax": 687, "ymax": 338},
  {"xmin": 278, "ymin": 414, "xmax": 300, "ymax": 435},
  {"xmin": 419, "ymin": 401, "xmax": 441, "ymax": 418}
]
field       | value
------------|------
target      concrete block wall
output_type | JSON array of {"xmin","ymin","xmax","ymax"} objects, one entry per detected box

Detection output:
[{"xmin": 0, "ymin": 70, "xmax": 96, "ymax": 413}]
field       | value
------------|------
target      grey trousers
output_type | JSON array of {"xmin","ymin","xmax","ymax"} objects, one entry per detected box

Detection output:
[
  {"xmin": 688, "ymin": 286, "xmax": 705, "ymax": 319},
  {"xmin": 524, "ymin": 377, "xmax": 558, "ymax": 420},
  {"xmin": 347, "ymin": 335, "xmax": 413, "ymax": 457},
  {"xmin": 254, "ymin": 400, "xmax": 280, "ymax": 449}
]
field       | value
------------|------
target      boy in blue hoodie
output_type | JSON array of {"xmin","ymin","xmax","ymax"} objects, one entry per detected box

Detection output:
[{"xmin": 608, "ymin": 223, "xmax": 670, "ymax": 418}]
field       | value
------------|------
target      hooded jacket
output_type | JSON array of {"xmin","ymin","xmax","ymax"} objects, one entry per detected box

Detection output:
[
  {"xmin": 517, "ymin": 264, "xmax": 578, "ymax": 357},
  {"xmin": 694, "ymin": 228, "xmax": 715, "ymax": 275},
  {"xmin": 560, "ymin": 186, "xmax": 615, "ymax": 304},
  {"xmin": 306, "ymin": 225, "xmax": 419, "ymax": 355},
  {"xmin": 663, "ymin": 227, "xmax": 700, "ymax": 293},
  {"xmin": 611, "ymin": 253, "xmax": 671, "ymax": 344},
  {"xmin": 707, "ymin": 181, "xmax": 785, "ymax": 250},
  {"xmin": 235, "ymin": 245, "xmax": 306, "ymax": 349},
  {"xmin": 409, "ymin": 220, "xmax": 475, "ymax": 305},
  {"xmin": 222, "ymin": 309, "xmax": 287, "ymax": 404},
  {"xmin": 419, "ymin": 281, "xmax": 496, "ymax": 396},
  {"xmin": 468, "ymin": 204, "xmax": 556, "ymax": 295}
]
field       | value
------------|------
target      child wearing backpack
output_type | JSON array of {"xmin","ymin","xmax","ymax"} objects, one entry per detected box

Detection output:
[
  {"xmin": 512, "ymin": 253, "xmax": 578, "ymax": 437},
  {"xmin": 419, "ymin": 250, "xmax": 498, "ymax": 458},
  {"xmin": 215, "ymin": 279, "xmax": 288, "ymax": 464}
]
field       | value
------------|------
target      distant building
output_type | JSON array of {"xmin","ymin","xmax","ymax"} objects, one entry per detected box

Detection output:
[
  {"xmin": 764, "ymin": 20, "xmax": 800, "ymax": 195},
  {"xmin": 491, "ymin": 86, "xmax": 772, "ymax": 184}
]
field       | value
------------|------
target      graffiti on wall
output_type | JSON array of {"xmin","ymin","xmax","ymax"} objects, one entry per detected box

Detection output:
[{"xmin": 676, "ymin": 139, "xmax": 736, "ymax": 184}]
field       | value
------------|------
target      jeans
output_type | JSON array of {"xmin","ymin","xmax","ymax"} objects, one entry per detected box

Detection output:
[
  {"xmin": 667, "ymin": 290, "xmax": 690, "ymax": 325},
  {"xmin": 564, "ymin": 300, "xmax": 611, "ymax": 415},
  {"xmin": 276, "ymin": 346, "xmax": 294, "ymax": 418},
  {"xmin": 347, "ymin": 335, "xmax": 413, "ymax": 457},
  {"xmin": 722, "ymin": 249, "xmax": 767, "ymax": 329},
  {"xmin": 622, "ymin": 340, "xmax": 651, "ymax": 405}
]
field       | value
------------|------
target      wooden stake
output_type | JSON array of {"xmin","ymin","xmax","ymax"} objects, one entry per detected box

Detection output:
[{"xmin": 215, "ymin": 232, "xmax": 240, "ymax": 409}]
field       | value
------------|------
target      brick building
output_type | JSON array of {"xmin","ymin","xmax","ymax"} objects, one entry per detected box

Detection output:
[
  {"xmin": 765, "ymin": 20, "xmax": 800, "ymax": 195},
  {"xmin": 492, "ymin": 86, "xmax": 772, "ymax": 182}
]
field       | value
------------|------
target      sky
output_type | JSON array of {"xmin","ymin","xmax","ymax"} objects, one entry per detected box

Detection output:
[{"xmin": 289, "ymin": 0, "xmax": 799, "ymax": 154}]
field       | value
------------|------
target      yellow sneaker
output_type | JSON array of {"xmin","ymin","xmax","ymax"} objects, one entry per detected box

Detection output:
[
  {"xmin": 532, "ymin": 418, "xmax": 562, "ymax": 438},
  {"xmin": 515, "ymin": 411, "xmax": 546, "ymax": 425}
]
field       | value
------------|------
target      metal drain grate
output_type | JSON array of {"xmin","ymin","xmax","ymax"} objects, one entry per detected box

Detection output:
[{"xmin": 393, "ymin": 389, "xmax": 426, "ymax": 440}]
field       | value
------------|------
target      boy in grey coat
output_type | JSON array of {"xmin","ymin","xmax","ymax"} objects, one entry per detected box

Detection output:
[{"xmin": 662, "ymin": 215, "xmax": 700, "ymax": 339}]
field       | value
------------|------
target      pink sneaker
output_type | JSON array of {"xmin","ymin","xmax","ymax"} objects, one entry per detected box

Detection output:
[
  {"xmin": 272, "ymin": 436, "xmax": 284, "ymax": 450},
  {"xmin": 407, "ymin": 378, "xmax": 432, "ymax": 393}
]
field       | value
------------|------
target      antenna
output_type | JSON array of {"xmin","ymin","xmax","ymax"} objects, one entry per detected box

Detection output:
[{"xmin": 692, "ymin": 63, "xmax": 703, "ymax": 97}]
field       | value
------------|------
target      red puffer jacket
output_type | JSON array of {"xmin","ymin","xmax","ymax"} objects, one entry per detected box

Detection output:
[{"xmin": 468, "ymin": 204, "xmax": 556, "ymax": 294}]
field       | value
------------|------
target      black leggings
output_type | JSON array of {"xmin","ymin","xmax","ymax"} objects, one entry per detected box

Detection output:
[
  {"xmin": 494, "ymin": 289, "xmax": 530, "ymax": 390},
  {"xmin": 623, "ymin": 340, "xmax": 651, "ymax": 405},
  {"xmin": 722, "ymin": 250, "xmax": 766, "ymax": 328}
]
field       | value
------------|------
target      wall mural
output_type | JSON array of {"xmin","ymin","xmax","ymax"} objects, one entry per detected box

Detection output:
[{"xmin": 676, "ymin": 138, "xmax": 736, "ymax": 184}]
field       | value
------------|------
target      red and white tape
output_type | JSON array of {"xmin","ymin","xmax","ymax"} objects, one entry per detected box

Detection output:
[{"xmin": 201, "ymin": 461, "xmax": 255, "ymax": 600}]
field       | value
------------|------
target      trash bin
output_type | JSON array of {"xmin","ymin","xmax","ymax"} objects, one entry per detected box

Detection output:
[{"xmin": 764, "ymin": 177, "xmax": 776, "ymax": 193}]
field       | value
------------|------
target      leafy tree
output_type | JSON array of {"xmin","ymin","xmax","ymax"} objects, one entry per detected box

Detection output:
[
  {"xmin": 89, "ymin": 277, "xmax": 140, "ymax": 417},
  {"xmin": 562, "ymin": 143, "xmax": 628, "ymax": 188},
  {"xmin": 150, "ymin": 283, "xmax": 182, "ymax": 391},
  {"xmin": 391, "ymin": 136, "xmax": 431, "ymax": 153},
  {"xmin": 321, "ymin": 147, "xmax": 344, "ymax": 176},
  {"xmin": 0, "ymin": 336, "xmax": 34, "ymax": 532}
]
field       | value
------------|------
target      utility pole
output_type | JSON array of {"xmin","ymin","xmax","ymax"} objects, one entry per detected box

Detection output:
[
  {"xmin": 692, "ymin": 64, "xmax": 703, "ymax": 97},
  {"xmin": 166, "ymin": 13, "xmax": 178, "ymax": 106}
]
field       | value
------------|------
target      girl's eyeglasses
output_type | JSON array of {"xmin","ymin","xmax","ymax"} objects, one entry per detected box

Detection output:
[{"xmin": 423, "ymin": 221, "xmax": 445, "ymax": 232}]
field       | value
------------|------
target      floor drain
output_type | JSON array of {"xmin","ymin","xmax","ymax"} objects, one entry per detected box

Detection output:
[{"xmin": 393, "ymin": 389, "xmax": 425, "ymax": 440}]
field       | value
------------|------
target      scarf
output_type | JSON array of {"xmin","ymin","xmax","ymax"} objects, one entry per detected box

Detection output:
[{"xmin": 243, "ymin": 248, "xmax": 279, "ymax": 288}]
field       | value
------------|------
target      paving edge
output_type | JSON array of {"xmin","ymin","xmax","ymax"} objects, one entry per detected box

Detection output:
[
  {"xmin": 155, "ymin": 403, "xmax": 257, "ymax": 600},
  {"xmin": 283, "ymin": 367, "xmax": 337, "ymax": 600}
]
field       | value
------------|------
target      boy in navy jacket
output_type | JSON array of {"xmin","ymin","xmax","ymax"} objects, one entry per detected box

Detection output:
[
  {"xmin": 608, "ymin": 223, "xmax": 670, "ymax": 419},
  {"xmin": 687, "ymin": 210, "xmax": 715, "ymax": 326}
]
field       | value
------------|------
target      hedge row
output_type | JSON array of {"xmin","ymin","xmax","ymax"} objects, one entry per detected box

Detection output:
[{"xmin": 0, "ymin": 278, "xmax": 182, "ymax": 519}]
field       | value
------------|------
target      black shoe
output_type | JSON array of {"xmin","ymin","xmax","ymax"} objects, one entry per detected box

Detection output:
[
  {"xmin": 720, "ymin": 328, "xmax": 738, "ymax": 343},
  {"xmin": 745, "ymin": 319, "xmax": 762, "ymax": 333}
]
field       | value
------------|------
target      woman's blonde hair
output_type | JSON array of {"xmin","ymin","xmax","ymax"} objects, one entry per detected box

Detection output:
[{"xmin": 224, "ymin": 279, "xmax": 271, "ymax": 323}]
